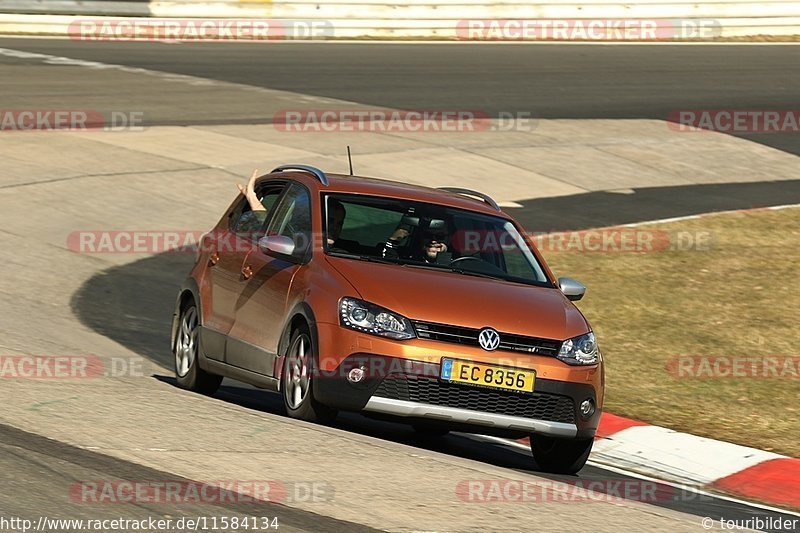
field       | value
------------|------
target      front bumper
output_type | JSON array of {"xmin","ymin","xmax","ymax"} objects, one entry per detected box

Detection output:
[
  {"xmin": 363, "ymin": 396, "xmax": 579, "ymax": 437},
  {"xmin": 314, "ymin": 353, "xmax": 601, "ymax": 439}
]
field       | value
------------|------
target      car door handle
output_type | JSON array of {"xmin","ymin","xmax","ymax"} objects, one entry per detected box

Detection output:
[
  {"xmin": 209, "ymin": 251, "xmax": 220, "ymax": 265},
  {"xmin": 241, "ymin": 264, "xmax": 253, "ymax": 279}
]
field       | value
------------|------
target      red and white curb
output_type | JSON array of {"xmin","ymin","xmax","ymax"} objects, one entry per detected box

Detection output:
[{"xmin": 516, "ymin": 413, "xmax": 800, "ymax": 510}]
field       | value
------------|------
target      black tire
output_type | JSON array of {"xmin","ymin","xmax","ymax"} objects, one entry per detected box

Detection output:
[
  {"xmin": 530, "ymin": 434, "xmax": 593, "ymax": 474},
  {"xmin": 281, "ymin": 325, "xmax": 337, "ymax": 424},
  {"xmin": 174, "ymin": 303, "xmax": 222, "ymax": 395},
  {"xmin": 411, "ymin": 423, "xmax": 450, "ymax": 438}
]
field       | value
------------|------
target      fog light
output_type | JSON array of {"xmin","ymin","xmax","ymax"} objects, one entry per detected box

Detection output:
[
  {"xmin": 579, "ymin": 399, "xmax": 595, "ymax": 419},
  {"xmin": 347, "ymin": 366, "xmax": 366, "ymax": 383}
]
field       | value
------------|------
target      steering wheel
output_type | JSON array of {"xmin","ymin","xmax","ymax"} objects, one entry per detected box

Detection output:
[{"xmin": 449, "ymin": 256, "xmax": 482, "ymax": 266}]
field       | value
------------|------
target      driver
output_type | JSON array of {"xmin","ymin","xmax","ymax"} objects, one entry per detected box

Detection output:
[
  {"xmin": 383, "ymin": 224, "xmax": 449, "ymax": 264},
  {"xmin": 419, "ymin": 231, "xmax": 449, "ymax": 263}
]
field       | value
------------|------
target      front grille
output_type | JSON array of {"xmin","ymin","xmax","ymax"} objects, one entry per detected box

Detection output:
[
  {"xmin": 412, "ymin": 321, "xmax": 561, "ymax": 356},
  {"xmin": 374, "ymin": 374, "xmax": 575, "ymax": 424}
]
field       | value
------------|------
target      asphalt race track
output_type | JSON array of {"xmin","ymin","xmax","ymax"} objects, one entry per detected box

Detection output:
[
  {"xmin": 0, "ymin": 423, "xmax": 375, "ymax": 533},
  {"xmin": 1, "ymin": 38, "xmax": 799, "ymax": 532},
  {"xmin": 3, "ymin": 39, "xmax": 800, "ymax": 157},
  {"xmin": 4, "ymin": 38, "xmax": 800, "ymax": 226}
]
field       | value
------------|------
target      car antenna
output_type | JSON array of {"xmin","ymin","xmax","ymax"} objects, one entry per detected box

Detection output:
[{"xmin": 347, "ymin": 145, "xmax": 354, "ymax": 175}]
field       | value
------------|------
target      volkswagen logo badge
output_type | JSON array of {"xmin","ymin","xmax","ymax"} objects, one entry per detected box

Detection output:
[{"xmin": 478, "ymin": 327, "xmax": 500, "ymax": 351}]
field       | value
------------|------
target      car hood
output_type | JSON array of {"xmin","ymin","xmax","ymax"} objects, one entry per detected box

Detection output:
[{"xmin": 324, "ymin": 256, "xmax": 589, "ymax": 341}]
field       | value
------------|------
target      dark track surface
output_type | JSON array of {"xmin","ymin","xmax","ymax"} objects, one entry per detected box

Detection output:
[
  {"xmin": 1, "ymin": 39, "xmax": 799, "ymax": 155},
  {"xmin": 0, "ymin": 423, "xmax": 380, "ymax": 533}
]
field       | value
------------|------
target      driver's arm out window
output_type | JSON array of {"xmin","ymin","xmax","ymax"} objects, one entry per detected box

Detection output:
[{"xmin": 231, "ymin": 187, "xmax": 283, "ymax": 237}]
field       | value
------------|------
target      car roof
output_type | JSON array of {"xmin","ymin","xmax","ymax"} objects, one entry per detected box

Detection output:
[{"xmin": 266, "ymin": 171, "xmax": 508, "ymax": 217}]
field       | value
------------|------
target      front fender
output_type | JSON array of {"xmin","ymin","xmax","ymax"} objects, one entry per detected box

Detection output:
[
  {"xmin": 274, "ymin": 302, "xmax": 319, "ymax": 387},
  {"xmin": 169, "ymin": 277, "xmax": 202, "ymax": 353}
]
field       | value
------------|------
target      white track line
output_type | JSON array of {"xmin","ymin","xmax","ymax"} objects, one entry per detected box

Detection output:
[
  {"xmin": 0, "ymin": 46, "xmax": 352, "ymax": 104},
  {"xmin": 620, "ymin": 203, "xmax": 800, "ymax": 228}
]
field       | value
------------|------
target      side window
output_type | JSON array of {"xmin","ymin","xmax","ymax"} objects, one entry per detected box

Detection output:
[
  {"xmin": 264, "ymin": 183, "xmax": 312, "ymax": 260},
  {"xmin": 496, "ymin": 222, "xmax": 546, "ymax": 281},
  {"xmin": 338, "ymin": 202, "xmax": 404, "ymax": 247},
  {"xmin": 502, "ymin": 242, "xmax": 538, "ymax": 278},
  {"xmin": 231, "ymin": 186, "xmax": 283, "ymax": 238}
]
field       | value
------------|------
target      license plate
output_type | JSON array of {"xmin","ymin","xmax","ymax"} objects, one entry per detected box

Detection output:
[{"xmin": 440, "ymin": 358, "xmax": 535, "ymax": 393}]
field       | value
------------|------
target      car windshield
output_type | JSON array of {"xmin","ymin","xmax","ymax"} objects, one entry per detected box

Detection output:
[{"xmin": 323, "ymin": 193, "xmax": 551, "ymax": 286}]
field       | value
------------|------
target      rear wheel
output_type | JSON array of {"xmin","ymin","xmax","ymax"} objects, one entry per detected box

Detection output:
[
  {"xmin": 174, "ymin": 303, "xmax": 222, "ymax": 394},
  {"xmin": 281, "ymin": 325, "xmax": 337, "ymax": 424},
  {"xmin": 530, "ymin": 434, "xmax": 593, "ymax": 474}
]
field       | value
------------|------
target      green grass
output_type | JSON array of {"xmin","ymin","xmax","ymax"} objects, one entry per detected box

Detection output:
[{"xmin": 539, "ymin": 207, "xmax": 800, "ymax": 457}]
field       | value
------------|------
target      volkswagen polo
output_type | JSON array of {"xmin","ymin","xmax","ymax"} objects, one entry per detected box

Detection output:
[{"xmin": 171, "ymin": 165, "xmax": 603, "ymax": 474}]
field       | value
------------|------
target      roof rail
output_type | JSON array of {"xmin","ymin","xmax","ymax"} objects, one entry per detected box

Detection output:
[
  {"xmin": 271, "ymin": 165, "xmax": 329, "ymax": 186},
  {"xmin": 437, "ymin": 187, "xmax": 501, "ymax": 212}
]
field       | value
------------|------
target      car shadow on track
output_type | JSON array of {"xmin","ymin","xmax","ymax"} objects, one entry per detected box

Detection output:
[
  {"xmin": 154, "ymin": 373, "xmax": 544, "ymax": 473},
  {"xmin": 71, "ymin": 251, "xmax": 192, "ymax": 370}
]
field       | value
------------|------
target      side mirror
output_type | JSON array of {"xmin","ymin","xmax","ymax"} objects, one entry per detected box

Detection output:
[
  {"xmin": 258, "ymin": 235, "xmax": 295, "ymax": 256},
  {"xmin": 558, "ymin": 277, "xmax": 586, "ymax": 301}
]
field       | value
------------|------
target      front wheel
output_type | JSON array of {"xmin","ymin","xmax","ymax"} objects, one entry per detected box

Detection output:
[
  {"xmin": 281, "ymin": 325, "xmax": 337, "ymax": 424},
  {"xmin": 530, "ymin": 435, "xmax": 593, "ymax": 474},
  {"xmin": 174, "ymin": 303, "xmax": 222, "ymax": 394}
]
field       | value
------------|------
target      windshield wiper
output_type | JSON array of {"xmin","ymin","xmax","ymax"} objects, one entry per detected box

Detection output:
[
  {"xmin": 448, "ymin": 267, "xmax": 508, "ymax": 281},
  {"xmin": 328, "ymin": 252, "xmax": 507, "ymax": 280}
]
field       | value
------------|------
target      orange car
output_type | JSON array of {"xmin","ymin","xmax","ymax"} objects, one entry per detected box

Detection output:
[{"xmin": 171, "ymin": 165, "xmax": 603, "ymax": 473}]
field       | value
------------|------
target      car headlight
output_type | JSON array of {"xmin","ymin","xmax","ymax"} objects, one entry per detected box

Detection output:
[
  {"xmin": 558, "ymin": 332, "xmax": 599, "ymax": 365},
  {"xmin": 339, "ymin": 297, "xmax": 416, "ymax": 340},
  {"xmin": 339, "ymin": 298, "xmax": 417, "ymax": 340}
]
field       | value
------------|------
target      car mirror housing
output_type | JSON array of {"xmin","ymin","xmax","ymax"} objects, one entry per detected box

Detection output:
[
  {"xmin": 259, "ymin": 235, "xmax": 295, "ymax": 256},
  {"xmin": 558, "ymin": 277, "xmax": 586, "ymax": 301}
]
